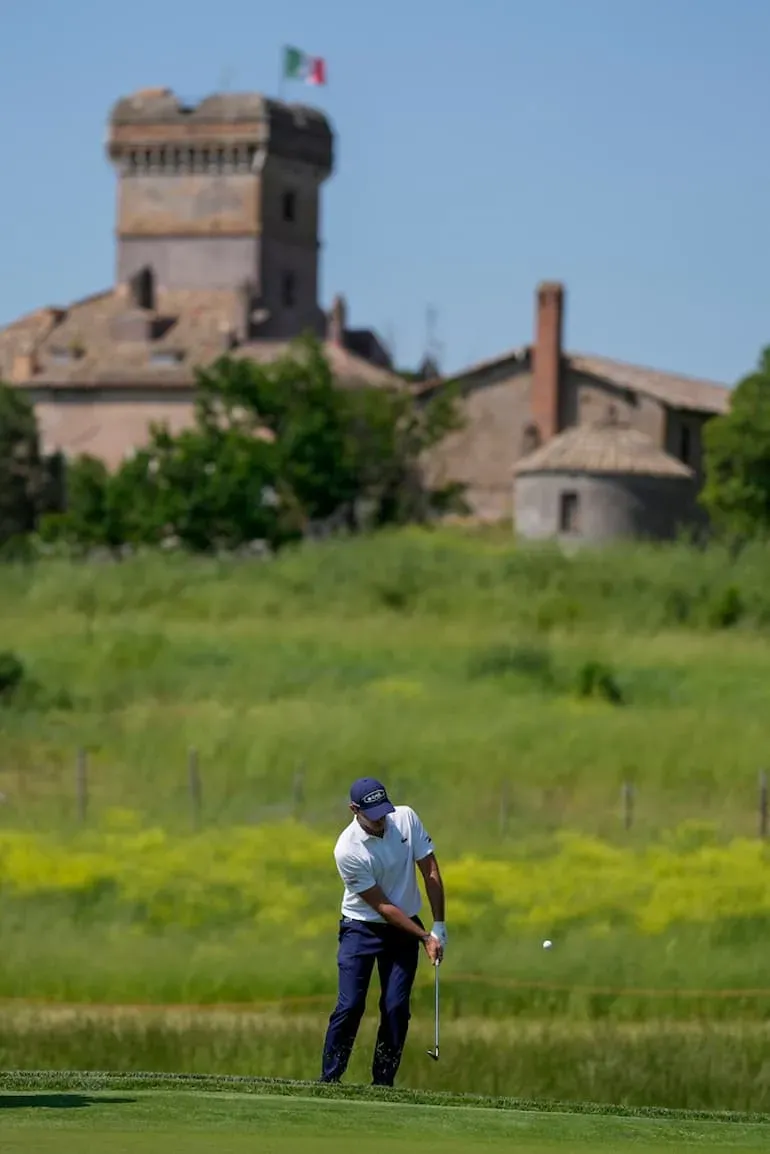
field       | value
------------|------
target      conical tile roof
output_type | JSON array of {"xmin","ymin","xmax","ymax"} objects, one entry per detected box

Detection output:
[{"xmin": 513, "ymin": 419, "xmax": 694, "ymax": 479}]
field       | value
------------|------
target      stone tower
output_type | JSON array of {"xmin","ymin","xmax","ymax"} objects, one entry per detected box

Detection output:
[{"xmin": 106, "ymin": 87, "xmax": 334, "ymax": 339}]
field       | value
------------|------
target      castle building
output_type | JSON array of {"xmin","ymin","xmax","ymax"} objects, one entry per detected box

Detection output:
[
  {"xmin": 0, "ymin": 91, "xmax": 733, "ymax": 542},
  {"xmin": 0, "ymin": 88, "xmax": 398, "ymax": 468},
  {"xmin": 420, "ymin": 282, "xmax": 731, "ymax": 539}
]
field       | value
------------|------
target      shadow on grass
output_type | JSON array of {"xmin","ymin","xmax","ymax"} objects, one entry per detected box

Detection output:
[{"xmin": 0, "ymin": 1093, "xmax": 137, "ymax": 1110}]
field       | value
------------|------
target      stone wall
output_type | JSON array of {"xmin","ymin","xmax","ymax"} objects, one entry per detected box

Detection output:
[
  {"xmin": 422, "ymin": 363, "xmax": 533, "ymax": 522},
  {"xmin": 561, "ymin": 369, "xmax": 667, "ymax": 444},
  {"xmin": 117, "ymin": 236, "xmax": 261, "ymax": 292},
  {"xmin": 664, "ymin": 408, "xmax": 710, "ymax": 482},
  {"xmin": 514, "ymin": 471, "xmax": 700, "ymax": 543},
  {"xmin": 29, "ymin": 388, "xmax": 196, "ymax": 470},
  {"xmin": 114, "ymin": 154, "xmax": 324, "ymax": 336}
]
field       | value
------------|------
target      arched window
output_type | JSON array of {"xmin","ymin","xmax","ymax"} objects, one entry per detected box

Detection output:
[
  {"xmin": 282, "ymin": 190, "xmax": 297, "ymax": 223},
  {"xmin": 130, "ymin": 266, "xmax": 155, "ymax": 311}
]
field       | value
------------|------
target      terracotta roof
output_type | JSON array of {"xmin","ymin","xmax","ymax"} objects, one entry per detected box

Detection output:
[
  {"xmin": 416, "ymin": 347, "xmax": 730, "ymax": 415},
  {"xmin": 512, "ymin": 419, "xmax": 694, "ymax": 479},
  {"xmin": 230, "ymin": 340, "xmax": 399, "ymax": 389},
  {"xmin": 414, "ymin": 349, "xmax": 526, "ymax": 397},
  {"xmin": 0, "ymin": 287, "xmax": 401, "ymax": 391},
  {"xmin": 568, "ymin": 352, "xmax": 729, "ymax": 415}
]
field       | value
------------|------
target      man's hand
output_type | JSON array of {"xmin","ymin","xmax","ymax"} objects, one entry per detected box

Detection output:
[
  {"xmin": 423, "ymin": 933, "xmax": 443, "ymax": 965},
  {"xmin": 430, "ymin": 921, "xmax": 447, "ymax": 949}
]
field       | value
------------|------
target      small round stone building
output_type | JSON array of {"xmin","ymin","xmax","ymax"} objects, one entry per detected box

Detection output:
[{"xmin": 512, "ymin": 418, "xmax": 698, "ymax": 544}]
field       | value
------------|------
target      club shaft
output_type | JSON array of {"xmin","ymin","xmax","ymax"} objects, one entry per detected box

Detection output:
[{"xmin": 434, "ymin": 963, "xmax": 440, "ymax": 1050}]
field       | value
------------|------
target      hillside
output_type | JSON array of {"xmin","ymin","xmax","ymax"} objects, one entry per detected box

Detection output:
[{"xmin": 2, "ymin": 527, "xmax": 770, "ymax": 842}]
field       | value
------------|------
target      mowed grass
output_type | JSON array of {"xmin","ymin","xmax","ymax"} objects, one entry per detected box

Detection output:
[{"xmin": 2, "ymin": 1075, "xmax": 770, "ymax": 1153}]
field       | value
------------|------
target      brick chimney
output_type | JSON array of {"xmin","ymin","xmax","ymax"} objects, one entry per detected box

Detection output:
[{"xmin": 531, "ymin": 281, "xmax": 564, "ymax": 442}]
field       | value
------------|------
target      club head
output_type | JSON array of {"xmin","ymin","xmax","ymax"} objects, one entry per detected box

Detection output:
[{"xmin": 426, "ymin": 1047, "xmax": 439, "ymax": 1061}]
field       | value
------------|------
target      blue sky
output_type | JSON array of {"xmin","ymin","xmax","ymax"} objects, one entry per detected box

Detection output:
[{"xmin": 2, "ymin": 0, "xmax": 769, "ymax": 384}]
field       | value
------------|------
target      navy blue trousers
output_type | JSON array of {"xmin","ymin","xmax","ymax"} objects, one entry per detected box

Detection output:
[{"xmin": 320, "ymin": 916, "xmax": 423, "ymax": 1086}]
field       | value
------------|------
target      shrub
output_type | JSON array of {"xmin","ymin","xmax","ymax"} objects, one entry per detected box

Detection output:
[
  {"xmin": 535, "ymin": 595, "xmax": 583, "ymax": 633},
  {"xmin": 706, "ymin": 585, "xmax": 744, "ymax": 629},
  {"xmin": 0, "ymin": 650, "xmax": 24, "ymax": 699},
  {"xmin": 467, "ymin": 643, "xmax": 555, "ymax": 689},
  {"xmin": 574, "ymin": 659, "xmax": 624, "ymax": 705}
]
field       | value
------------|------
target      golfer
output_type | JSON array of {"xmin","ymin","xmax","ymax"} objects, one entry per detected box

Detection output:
[{"xmin": 320, "ymin": 777, "xmax": 446, "ymax": 1087}]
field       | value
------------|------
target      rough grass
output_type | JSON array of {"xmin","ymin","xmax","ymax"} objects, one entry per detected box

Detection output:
[
  {"xmin": 3, "ymin": 529, "xmax": 770, "ymax": 1113},
  {"xmin": 2, "ymin": 528, "xmax": 770, "ymax": 843},
  {"xmin": 4, "ymin": 904, "xmax": 770, "ymax": 1016},
  {"xmin": 3, "ymin": 1008, "xmax": 770, "ymax": 1111}
]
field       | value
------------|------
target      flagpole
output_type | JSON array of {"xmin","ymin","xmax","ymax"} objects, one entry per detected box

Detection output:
[{"xmin": 279, "ymin": 46, "xmax": 285, "ymax": 101}]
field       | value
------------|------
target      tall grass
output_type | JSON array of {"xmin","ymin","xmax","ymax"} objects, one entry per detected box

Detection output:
[
  {"xmin": 2, "ymin": 1005, "xmax": 770, "ymax": 1111},
  {"xmin": 2, "ymin": 529, "xmax": 770, "ymax": 1109},
  {"xmin": 2, "ymin": 821, "xmax": 770, "ymax": 1012},
  {"xmin": 1, "ymin": 529, "xmax": 770, "ymax": 843}
]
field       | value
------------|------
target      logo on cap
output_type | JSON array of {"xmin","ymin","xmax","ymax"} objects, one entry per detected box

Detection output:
[{"xmin": 362, "ymin": 788, "xmax": 386, "ymax": 805}]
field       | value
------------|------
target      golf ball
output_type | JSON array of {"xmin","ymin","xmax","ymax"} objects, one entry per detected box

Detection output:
[{"xmin": 543, "ymin": 939, "xmax": 553, "ymax": 949}]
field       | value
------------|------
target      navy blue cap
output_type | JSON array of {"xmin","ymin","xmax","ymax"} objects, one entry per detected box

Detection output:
[{"xmin": 350, "ymin": 777, "xmax": 395, "ymax": 820}]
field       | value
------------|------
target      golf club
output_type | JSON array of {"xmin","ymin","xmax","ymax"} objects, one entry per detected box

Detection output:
[{"xmin": 426, "ymin": 960, "xmax": 440, "ymax": 1061}]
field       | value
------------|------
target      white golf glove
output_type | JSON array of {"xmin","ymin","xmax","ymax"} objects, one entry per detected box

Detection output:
[{"xmin": 430, "ymin": 922, "xmax": 447, "ymax": 949}]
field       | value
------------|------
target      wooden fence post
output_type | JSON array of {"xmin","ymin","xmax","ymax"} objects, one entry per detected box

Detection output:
[
  {"xmin": 293, "ymin": 765, "xmax": 305, "ymax": 819},
  {"xmin": 622, "ymin": 781, "xmax": 634, "ymax": 832},
  {"xmin": 188, "ymin": 748, "xmax": 202, "ymax": 829},
  {"xmin": 76, "ymin": 748, "xmax": 88, "ymax": 824},
  {"xmin": 499, "ymin": 781, "xmax": 510, "ymax": 836},
  {"xmin": 759, "ymin": 771, "xmax": 768, "ymax": 840}
]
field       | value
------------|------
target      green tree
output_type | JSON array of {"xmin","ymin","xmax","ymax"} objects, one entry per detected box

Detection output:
[
  {"xmin": 701, "ymin": 347, "xmax": 770, "ymax": 537},
  {"xmin": 39, "ymin": 455, "xmax": 127, "ymax": 550},
  {"xmin": 111, "ymin": 428, "xmax": 293, "ymax": 552},
  {"xmin": 190, "ymin": 335, "xmax": 464, "ymax": 535},
  {"xmin": 194, "ymin": 338, "xmax": 358, "ymax": 526},
  {"xmin": 0, "ymin": 382, "xmax": 46, "ymax": 546},
  {"xmin": 69, "ymin": 456, "xmax": 120, "ymax": 546},
  {"xmin": 342, "ymin": 377, "xmax": 465, "ymax": 525},
  {"xmin": 55, "ymin": 335, "xmax": 465, "ymax": 553}
]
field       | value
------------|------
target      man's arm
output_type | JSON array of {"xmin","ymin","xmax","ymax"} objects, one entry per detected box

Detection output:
[
  {"xmin": 417, "ymin": 852, "xmax": 445, "ymax": 923},
  {"xmin": 358, "ymin": 883, "xmax": 442, "ymax": 962}
]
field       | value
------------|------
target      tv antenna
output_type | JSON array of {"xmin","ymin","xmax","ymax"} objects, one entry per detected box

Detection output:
[{"xmin": 423, "ymin": 304, "xmax": 443, "ymax": 377}]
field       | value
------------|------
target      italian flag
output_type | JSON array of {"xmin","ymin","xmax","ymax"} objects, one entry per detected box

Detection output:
[{"xmin": 283, "ymin": 45, "xmax": 327, "ymax": 86}]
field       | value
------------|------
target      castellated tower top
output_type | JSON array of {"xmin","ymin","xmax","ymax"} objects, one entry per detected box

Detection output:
[
  {"xmin": 106, "ymin": 88, "xmax": 334, "ymax": 339},
  {"xmin": 107, "ymin": 88, "xmax": 333, "ymax": 171}
]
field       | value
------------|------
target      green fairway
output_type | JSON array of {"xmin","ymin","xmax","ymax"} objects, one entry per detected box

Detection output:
[{"xmin": 1, "ymin": 1076, "xmax": 770, "ymax": 1153}]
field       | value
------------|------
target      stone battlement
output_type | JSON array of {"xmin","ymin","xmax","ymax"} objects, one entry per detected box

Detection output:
[{"xmin": 107, "ymin": 89, "xmax": 333, "ymax": 173}]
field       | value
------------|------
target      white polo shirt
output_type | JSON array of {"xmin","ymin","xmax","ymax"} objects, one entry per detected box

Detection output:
[{"xmin": 333, "ymin": 805, "xmax": 435, "ymax": 923}]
